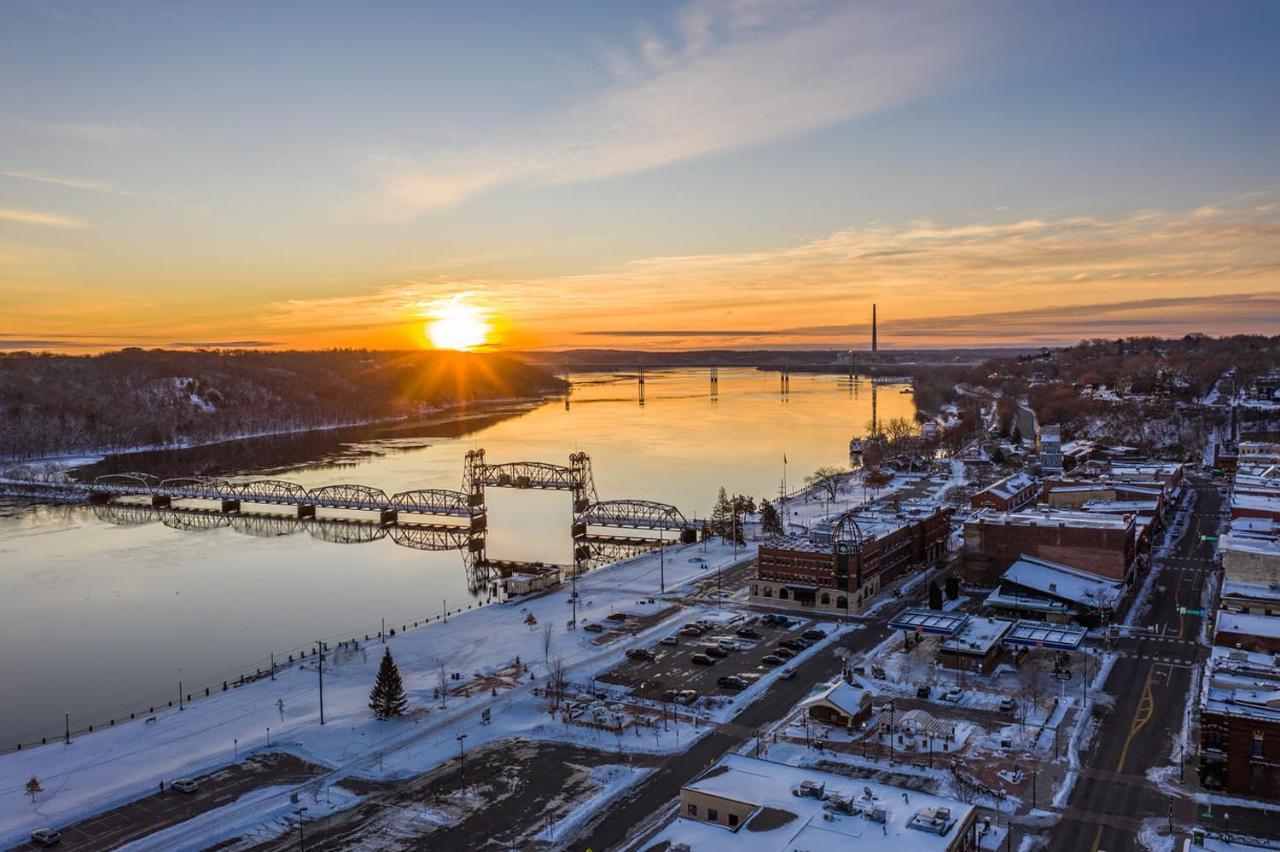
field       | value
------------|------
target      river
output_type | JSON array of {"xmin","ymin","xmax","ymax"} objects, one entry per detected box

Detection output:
[{"xmin": 0, "ymin": 368, "xmax": 914, "ymax": 747}]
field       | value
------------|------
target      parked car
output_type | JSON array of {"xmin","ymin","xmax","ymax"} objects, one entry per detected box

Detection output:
[
  {"xmin": 941, "ymin": 687, "xmax": 965, "ymax": 703},
  {"xmin": 30, "ymin": 829, "xmax": 61, "ymax": 847},
  {"xmin": 676, "ymin": 690, "xmax": 699, "ymax": 705},
  {"xmin": 704, "ymin": 645, "xmax": 728, "ymax": 658},
  {"xmin": 779, "ymin": 638, "xmax": 810, "ymax": 652},
  {"xmin": 171, "ymin": 778, "xmax": 199, "ymax": 794},
  {"xmin": 690, "ymin": 653, "xmax": 717, "ymax": 666},
  {"xmin": 773, "ymin": 647, "xmax": 796, "ymax": 660},
  {"xmin": 717, "ymin": 675, "xmax": 747, "ymax": 690},
  {"xmin": 760, "ymin": 654, "xmax": 784, "ymax": 666},
  {"xmin": 661, "ymin": 689, "xmax": 680, "ymax": 703},
  {"xmin": 626, "ymin": 648, "xmax": 655, "ymax": 662},
  {"xmin": 680, "ymin": 625, "xmax": 705, "ymax": 637},
  {"xmin": 870, "ymin": 666, "xmax": 886, "ymax": 680},
  {"xmin": 801, "ymin": 629, "xmax": 827, "ymax": 641},
  {"xmin": 998, "ymin": 697, "xmax": 1017, "ymax": 713},
  {"xmin": 735, "ymin": 628, "xmax": 762, "ymax": 640},
  {"xmin": 779, "ymin": 668, "xmax": 797, "ymax": 680},
  {"xmin": 583, "ymin": 623, "xmax": 605, "ymax": 633},
  {"xmin": 717, "ymin": 640, "xmax": 741, "ymax": 652},
  {"xmin": 916, "ymin": 685, "xmax": 931, "ymax": 699},
  {"xmin": 660, "ymin": 636, "xmax": 679, "ymax": 646}
]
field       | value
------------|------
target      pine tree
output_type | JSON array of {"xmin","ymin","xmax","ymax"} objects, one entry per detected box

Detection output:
[
  {"xmin": 369, "ymin": 648, "xmax": 409, "ymax": 720},
  {"xmin": 710, "ymin": 486, "xmax": 732, "ymax": 539},
  {"xmin": 759, "ymin": 499, "xmax": 784, "ymax": 538},
  {"xmin": 25, "ymin": 777, "xmax": 42, "ymax": 803}
]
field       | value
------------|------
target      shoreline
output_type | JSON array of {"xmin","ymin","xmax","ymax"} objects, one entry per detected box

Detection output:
[{"xmin": 0, "ymin": 392, "xmax": 556, "ymax": 476}]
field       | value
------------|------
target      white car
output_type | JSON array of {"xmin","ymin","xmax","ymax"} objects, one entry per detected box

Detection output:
[
  {"xmin": 30, "ymin": 828, "xmax": 62, "ymax": 847},
  {"xmin": 171, "ymin": 778, "xmax": 199, "ymax": 794},
  {"xmin": 941, "ymin": 688, "xmax": 965, "ymax": 703}
]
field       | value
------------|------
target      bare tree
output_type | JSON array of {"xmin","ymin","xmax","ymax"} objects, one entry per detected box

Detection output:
[
  {"xmin": 1017, "ymin": 656, "xmax": 1048, "ymax": 726},
  {"xmin": 805, "ymin": 466, "xmax": 847, "ymax": 502},
  {"xmin": 863, "ymin": 467, "xmax": 893, "ymax": 500},
  {"xmin": 546, "ymin": 656, "xmax": 568, "ymax": 715},
  {"xmin": 541, "ymin": 621, "xmax": 554, "ymax": 670},
  {"xmin": 435, "ymin": 658, "xmax": 449, "ymax": 709}
]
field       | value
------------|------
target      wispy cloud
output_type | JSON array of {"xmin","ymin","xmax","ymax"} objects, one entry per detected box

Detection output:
[
  {"xmin": 0, "ymin": 207, "xmax": 88, "ymax": 229},
  {"xmin": 1, "ymin": 169, "xmax": 127, "ymax": 195},
  {"xmin": 360, "ymin": 0, "xmax": 979, "ymax": 218},
  {"xmin": 271, "ymin": 193, "xmax": 1280, "ymax": 348}
]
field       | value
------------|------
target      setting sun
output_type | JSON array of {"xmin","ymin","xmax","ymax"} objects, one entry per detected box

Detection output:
[{"xmin": 424, "ymin": 297, "xmax": 492, "ymax": 351}]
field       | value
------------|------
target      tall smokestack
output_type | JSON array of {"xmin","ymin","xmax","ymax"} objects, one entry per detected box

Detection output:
[{"xmin": 872, "ymin": 304, "xmax": 878, "ymax": 353}]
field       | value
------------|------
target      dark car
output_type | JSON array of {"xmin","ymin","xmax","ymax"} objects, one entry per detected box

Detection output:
[
  {"xmin": 717, "ymin": 675, "xmax": 747, "ymax": 690},
  {"xmin": 690, "ymin": 653, "xmax": 717, "ymax": 666},
  {"xmin": 779, "ymin": 638, "xmax": 810, "ymax": 651},
  {"xmin": 735, "ymin": 628, "xmax": 762, "ymax": 640},
  {"xmin": 704, "ymin": 645, "xmax": 728, "ymax": 658},
  {"xmin": 801, "ymin": 629, "xmax": 827, "ymax": 641},
  {"xmin": 773, "ymin": 647, "xmax": 797, "ymax": 660},
  {"xmin": 583, "ymin": 623, "xmax": 605, "ymax": 633},
  {"xmin": 760, "ymin": 654, "xmax": 784, "ymax": 666},
  {"xmin": 626, "ymin": 648, "xmax": 655, "ymax": 662},
  {"xmin": 916, "ymin": 685, "xmax": 931, "ymax": 699}
]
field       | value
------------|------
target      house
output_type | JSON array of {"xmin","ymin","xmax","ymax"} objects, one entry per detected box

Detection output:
[
  {"xmin": 1198, "ymin": 646, "xmax": 1280, "ymax": 800},
  {"xmin": 802, "ymin": 678, "xmax": 875, "ymax": 728},
  {"xmin": 970, "ymin": 472, "xmax": 1038, "ymax": 512},
  {"xmin": 651, "ymin": 753, "xmax": 981, "ymax": 851},
  {"xmin": 985, "ymin": 554, "xmax": 1124, "ymax": 623}
]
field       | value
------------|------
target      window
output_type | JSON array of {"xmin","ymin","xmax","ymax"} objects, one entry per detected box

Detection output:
[
  {"xmin": 729, "ymin": 813, "xmax": 739, "ymax": 827},
  {"xmin": 1254, "ymin": 732, "xmax": 1265, "ymax": 759},
  {"xmin": 688, "ymin": 803, "xmax": 698, "ymax": 817},
  {"xmin": 821, "ymin": 592, "xmax": 830, "ymax": 605},
  {"xmin": 837, "ymin": 596, "xmax": 848, "ymax": 609},
  {"xmin": 708, "ymin": 808, "xmax": 719, "ymax": 822},
  {"xmin": 764, "ymin": 587, "xmax": 773, "ymax": 598}
]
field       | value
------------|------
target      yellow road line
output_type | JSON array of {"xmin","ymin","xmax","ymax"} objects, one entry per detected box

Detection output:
[{"xmin": 1089, "ymin": 664, "xmax": 1155, "ymax": 852}]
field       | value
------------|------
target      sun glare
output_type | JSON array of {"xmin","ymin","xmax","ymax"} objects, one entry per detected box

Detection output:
[{"xmin": 425, "ymin": 298, "xmax": 492, "ymax": 351}]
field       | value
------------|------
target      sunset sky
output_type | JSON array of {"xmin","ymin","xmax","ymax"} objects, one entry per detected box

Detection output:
[{"xmin": 3, "ymin": 0, "xmax": 1279, "ymax": 352}]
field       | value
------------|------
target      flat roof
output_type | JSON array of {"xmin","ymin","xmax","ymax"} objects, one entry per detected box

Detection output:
[
  {"xmin": 966, "ymin": 508, "xmax": 1132, "ymax": 531},
  {"xmin": 984, "ymin": 587, "xmax": 1071, "ymax": 615},
  {"xmin": 1221, "ymin": 581, "xmax": 1280, "ymax": 603},
  {"xmin": 1216, "ymin": 610, "xmax": 1280, "ymax": 640},
  {"xmin": 1201, "ymin": 646, "xmax": 1280, "ymax": 723},
  {"xmin": 654, "ymin": 753, "xmax": 976, "ymax": 852},
  {"xmin": 1005, "ymin": 620, "xmax": 1087, "ymax": 650},
  {"xmin": 941, "ymin": 617, "xmax": 1013, "ymax": 655},
  {"xmin": 887, "ymin": 609, "xmax": 971, "ymax": 636}
]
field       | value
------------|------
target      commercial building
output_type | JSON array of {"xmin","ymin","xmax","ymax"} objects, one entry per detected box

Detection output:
[
  {"xmin": 985, "ymin": 554, "xmax": 1125, "ymax": 623},
  {"xmin": 1039, "ymin": 424, "xmax": 1063, "ymax": 473},
  {"xmin": 961, "ymin": 508, "xmax": 1136, "ymax": 586},
  {"xmin": 1197, "ymin": 646, "xmax": 1280, "ymax": 800},
  {"xmin": 751, "ymin": 505, "xmax": 951, "ymax": 614},
  {"xmin": 802, "ymin": 678, "xmax": 876, "ymax": 729},
  {"xmin": 939, "ymin": 616, "xmax": 1013, "ymax": 674},
  {"xmin": 1214, "ymin": 611, "xmax": 1280, "ymax": 655},
  {"xmin": 970, "ymin": 472, "xmax": 1039, "ymax": 512},
  {"xmin": 651, "ymin": 753, "xmax": 981, "ymax": 851}
]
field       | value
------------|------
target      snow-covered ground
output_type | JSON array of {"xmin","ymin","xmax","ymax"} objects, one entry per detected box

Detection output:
[{"xmin": 0, "ymin": 538, "xmax": 750, "ymax": 846}]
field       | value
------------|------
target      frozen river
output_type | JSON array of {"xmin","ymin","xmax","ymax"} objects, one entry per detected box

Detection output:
[{"xmin": 0, "ymin": 367, "xmax": 914, "ymax": 747}]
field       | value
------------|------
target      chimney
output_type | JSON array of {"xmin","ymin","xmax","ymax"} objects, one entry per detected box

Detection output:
[{"xmin": 872, "ymin": 304, "xmax": 878, "ymax": 353}]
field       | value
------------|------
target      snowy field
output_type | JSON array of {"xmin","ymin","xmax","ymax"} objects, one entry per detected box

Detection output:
[{"xmin": 0, "ymin": 538, "xmax": 753, "ymax": 846}]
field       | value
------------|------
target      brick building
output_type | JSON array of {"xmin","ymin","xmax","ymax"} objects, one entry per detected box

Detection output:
[
  {"xmin": 1198, "ymin": 647, "xmax": 1280, "ymax": 801},
  {"xmin": 962, "ymin": 509, "xmax": 1136, "ymax": 586},
  {"xmin": 970, "ymin": 472, "xmax": 1039, "ymax": 512},
  {"xmin": 751, "ymin": 506, "xmax": 951, "ymax": 614},
  {"xmin": 1214, "ymin": 611, "xmax": 1280, "ymax": 655}
]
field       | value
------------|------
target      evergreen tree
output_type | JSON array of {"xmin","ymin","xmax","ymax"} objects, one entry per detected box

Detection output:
[
  {"xmin": 759, "ymin": 499, "xmax": 784, "ymax": 538},
  {"xmin": 928, "ymin": 580, "xmax": 944, "ymax": 611},
  {"xmin": 710, "ymin": 486, "xmax": 732, "ymax": 539},
  {"xmin": 369, "ymin": 648, "xmax": 409, "ymax": 720}
]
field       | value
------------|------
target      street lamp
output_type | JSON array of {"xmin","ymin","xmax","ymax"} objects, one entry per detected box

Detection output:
[{"xmin": 293, "ymin": 807, "xmax": 308, "ymax": 851}]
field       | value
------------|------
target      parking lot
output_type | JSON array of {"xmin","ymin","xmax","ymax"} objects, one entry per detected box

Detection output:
[{"xmin": 597, "ymin": 614, "xmax": 830, "ymax": 703}]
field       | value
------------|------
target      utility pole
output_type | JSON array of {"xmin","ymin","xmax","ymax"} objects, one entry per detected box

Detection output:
[
  {"xmin": 317, "ymin": 640, "xmax": 325, "ymax": 726},
  {"xmin": 294, "ymin": 807, "xmax": 308, "ymax": 851},
  {"xmin": 457, "ymin": 733, "xmax": 468, "ymax": 791},
  {"xmin": 659, "ymin": 529, "xmax": 665, "ymax": 594}
]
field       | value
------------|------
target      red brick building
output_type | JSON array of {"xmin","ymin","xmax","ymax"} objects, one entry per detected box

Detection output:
[
  {"xmin": 970, "ymin": 472, "xmax": 1038, "ymax": 512},
  {"xmin": 1199, "ymin": 647, "xmax": 1280, "ymax": 800},
  {"xmin": 962, "ymin": 509, "xmax": 1136, "ymax": 586},
  {"xmin": 751, "ymin": 506, "xmax": 951, "ymax": 614}
]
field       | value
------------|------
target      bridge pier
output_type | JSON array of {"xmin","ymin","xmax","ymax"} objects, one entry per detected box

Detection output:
[
  {"xmin": 88, "ymin": 491, "xmax": 111, "ymax": 505},
  {"xmin": 380, "ymin": 508, "xmax": 398, "ymax": 526},
  {"xmin": 151, "ymin": 495, "xmax": 171, "ymax": 509},
  {"xmin": 221, "ymin": 499, "xmax": 240, "ymax": 513},
  {"xmin": 469, "ymin": 513, "xmax": 487, "ymax": 533},
  {"xmin": 297, "ymin": 504, "xmax": 315, "ymax": 519},
  {"xmin": 680, "ymin": 526, "xmax": 698, "ymax": 544}
]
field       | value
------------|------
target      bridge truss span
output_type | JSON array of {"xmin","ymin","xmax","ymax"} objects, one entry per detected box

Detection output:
[
  {"xmin": 576, "ymin": 499, "xmax": 689, "ymax": 533},
  {"xmin": 234, "ymin": 479, "xmax": 310, "ymax": 505},
  {"xmin": 306, "ymin": 484, "xmax": 390, "ymax": 510},
  {"xmin": 387, "ymin": 488, "xmax": 473, "ymax": 519}
]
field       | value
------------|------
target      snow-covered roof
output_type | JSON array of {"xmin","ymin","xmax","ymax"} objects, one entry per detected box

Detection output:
[
  {"xmin": 1202, "ymin": 647, "xmax": 1280, "ymax": 723},
  {"xmin": 1001, "ymin": 555, "xmax": 1122, "ymax": 608},
  {"xmin": 966, "ymin": 508, "xmax": 1132, "ymax": 531},
  {"xmin": 1232, "ymin": 492, "xmax": 1280, "ymax": 516},
  {"xmin": 977, "ymin": 472, "xmax": 1036, "ymax": 502},
  {"xmin": 654, "ymin": 753, "xmax": 976, "ymax": 852},
  {"xmin": 1221, "ymin": 581, "xmax": 1280, "ymax": 604},
  {"xmin": 941, "ymin": 616, "xmax": 1013, "ymax": 655},
  {"xmin": 984, "ymin": 586, "xmax": 1071, "ymax": 616},
  {"xmin": 1216, "ymin": 610, "xmax": 1280, "ymax": 640},
  {"xmin": 1004, "ymin": 620, "xmax": 1087, "ymax": 650},
  {"xmin": 802, "ymin": 679, "xmax": 873, "ymax": 718},
  {"xmin": 887, "ymin": 608, "xmax": 969, "ymax": 636}
]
